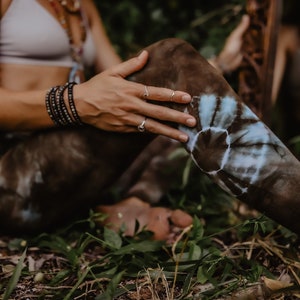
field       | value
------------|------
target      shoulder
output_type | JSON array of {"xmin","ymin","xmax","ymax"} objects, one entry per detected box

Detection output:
[
  {"xmin": 1, "ymin": 0, "xmax": 13, "ymax": 18},
  {"xmin": 81, "ymin": 0, "xmax": 96, "ymax": 10},
  {"xmin": 279, "ymin": 25, "xmax": 298, "ymax": 39},
  {"xmin": 278, "ymin": 25, "xmax": 299, "ymax": 54},
  {"xmin": 81, "ymin": 0, "xmax": 106, "ymax": 34},
  {"xmin": 81, "ymin": 0, "xmax": 99, "ymax": 21}
]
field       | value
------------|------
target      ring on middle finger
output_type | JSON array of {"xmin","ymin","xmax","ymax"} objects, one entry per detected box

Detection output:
[
  {"xmin": 143, "ymin": 85, "xmax": 149, "ymax": 100},
  {"xmin": 170, "ymin": 90, "xmax": 175, "ymax": 101}
]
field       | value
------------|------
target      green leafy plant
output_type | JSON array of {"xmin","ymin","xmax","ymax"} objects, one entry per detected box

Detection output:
[{"xmin": 2, "ymin": 248, "xmax": 27, "ymax": 300}]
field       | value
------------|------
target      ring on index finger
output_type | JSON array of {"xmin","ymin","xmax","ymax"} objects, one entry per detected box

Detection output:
[{"xmin": 143, "ymin": 85, "xmax": 149, "ymax": 100}]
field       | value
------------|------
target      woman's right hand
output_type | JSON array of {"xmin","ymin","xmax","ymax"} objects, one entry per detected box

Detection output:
[
  {"xmin": 74, "ymin": 50, "xmax": 196, "ymax": 142},
  {"xmin": 209, "ymin": 15, "xmax": 250, "ymax": 73}
]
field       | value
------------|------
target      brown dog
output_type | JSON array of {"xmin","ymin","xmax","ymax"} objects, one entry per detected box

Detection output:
[{"xmin": 1, "ymin": 38, "xmax": 299, "ymax": 235}]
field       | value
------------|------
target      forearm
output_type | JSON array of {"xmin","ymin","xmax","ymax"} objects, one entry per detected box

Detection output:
[{"xmin": 0, "ymin": 88, "xmax": 53, "ymax": 131}]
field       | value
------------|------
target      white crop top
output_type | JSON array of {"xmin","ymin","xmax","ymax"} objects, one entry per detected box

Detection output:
[{"xmin": 0, "ymin": 0, "xmax": 97, "ymax": 68}]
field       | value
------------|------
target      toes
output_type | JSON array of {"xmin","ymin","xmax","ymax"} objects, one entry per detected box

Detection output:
[
  {"xmin": 95, "ymin": 197, "xmax": 151, "ymax": 236},
  {"xmin": 146, "ymin": 207, "xmax": 171, "ymax": 240},
  {"xmin": 95, "ymin": 197, "xmax": 193, "ymax": 241},
  {"xmin": 170, "ymin": 209, "xmax": 193, "ymax": 228}
]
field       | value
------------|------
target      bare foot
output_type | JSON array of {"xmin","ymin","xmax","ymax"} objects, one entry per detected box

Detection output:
[{"xmin": 95, "ymin": 197, "xmax": 193, "ymax": 240}]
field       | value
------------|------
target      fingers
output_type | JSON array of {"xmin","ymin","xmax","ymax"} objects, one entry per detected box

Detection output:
[
  {"xmin": 104, "ymin": 49, "xmax": 192, "ymax": 105},
  {"xmin": 135, "ymin": 88, "xmax": 196, "ymax": 129},
  {"xmin": 106, "ymin": 53, "xmax": 193, "ymax": 105},
  {"xmin": 110, "ymin": 67, "xmax": 196, "ymax": 139},
  {"xmin": 110, "ymin": 101, "xmax": 195, "ymax": 142},
  {"xmin": 240, "ymin": 14, "xmax": 250, "ymax": 32},
  {"xmin": 142, "ymin": 85, "xmax": 191, "ymax": 104},
  {"xmin": 142, "ymin": 102, "xmax": 195, "ymax": 127},
  {"xmin": 232, "ymin": 14, "xmax": 250, "ymax": 38},
  {"xmin": 77, "ymin": 52, "xmax": 196, "ymax": 141},
  {"xmin": 137, "ymin": 117, "xmax": 147, "ymax": 132},
  {"xmin": 107, "ymin": 53, "xmax": 192, "ymax": 105},
  {"xmin": 134, "ymin": 115, "xmax": 194, "ymax": 143},
  {"xmin": 107, "ymin": 50, "xmax": 149, "ymax": 79}
]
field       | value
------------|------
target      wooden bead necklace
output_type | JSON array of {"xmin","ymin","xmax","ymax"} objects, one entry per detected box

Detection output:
[
  {"xmin": 48, "ymin": 0, "xmax": 86, "ymax": 82},
  {"xmin": 58, "ymin": 0, "xmax": 80, "ymax": 14}
]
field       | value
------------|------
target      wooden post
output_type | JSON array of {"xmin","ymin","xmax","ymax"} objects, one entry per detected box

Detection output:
[{"xmin": 238, "ymin": 0, "xmax": 282, "ymax": 124}]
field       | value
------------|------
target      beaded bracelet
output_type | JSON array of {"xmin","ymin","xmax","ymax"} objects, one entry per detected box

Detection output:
[
  {"xmin": 67, "ymin": 82, "xmax": 83, "ymax": 125},
  {"xmin": 45, "ymin": 82, "xmax": 83, "ymax": 126},
  {"xmin": 45, "ymin": 86, "xmax": 60, "ymax": 126}
]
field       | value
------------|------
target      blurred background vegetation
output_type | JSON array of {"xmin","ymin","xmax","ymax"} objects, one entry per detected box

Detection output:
[{"xmin": 94, "ymin": 0, "xmax": 245, "ymax": 60}]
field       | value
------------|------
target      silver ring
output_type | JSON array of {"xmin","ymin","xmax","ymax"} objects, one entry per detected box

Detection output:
[
  {"xmin": 143, "ymin": 86, "xmax": 149, "ymax": 99},
  {"xmin": 170, "ymin": 90, "xmax": 175, "ymax": 101},
  {"xmin": 137, "ymin": 117, "xmax": 147, "ymax": 132}
]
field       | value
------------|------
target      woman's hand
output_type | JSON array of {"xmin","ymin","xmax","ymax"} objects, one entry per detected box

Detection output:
[
  {"xmin": 74, "ymin": 50, "xmax": 196, "ymax": 142},
  {"xmin": 209, "ymin": 15, "xmax": 250, "ymax": 73}
]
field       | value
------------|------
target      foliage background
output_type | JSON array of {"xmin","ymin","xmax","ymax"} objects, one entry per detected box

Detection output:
[{"xmin": 94, "ymin": 0, "xmax": 245, "ymax": 60}]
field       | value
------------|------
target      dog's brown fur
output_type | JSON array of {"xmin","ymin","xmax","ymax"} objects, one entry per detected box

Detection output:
[{"xmin": 0, "ymin": 38, "xmax": 299, "ymax": 235}]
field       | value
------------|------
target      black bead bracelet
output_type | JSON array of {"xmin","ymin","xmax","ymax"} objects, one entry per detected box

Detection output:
[{"xmin": 45, "ymin": 82, "xmax": 83, "ymax": 126}]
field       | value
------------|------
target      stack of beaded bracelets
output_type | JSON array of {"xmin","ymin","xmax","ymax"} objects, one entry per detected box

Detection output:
[{"xmin": 45, "ymin": 82, "xmax": 83, "ymax": 126}]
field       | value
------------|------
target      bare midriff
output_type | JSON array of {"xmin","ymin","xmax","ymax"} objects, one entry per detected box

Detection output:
[{"xmin": 0, "ymin": 63, "xmax": 83, "ymax": 91}]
